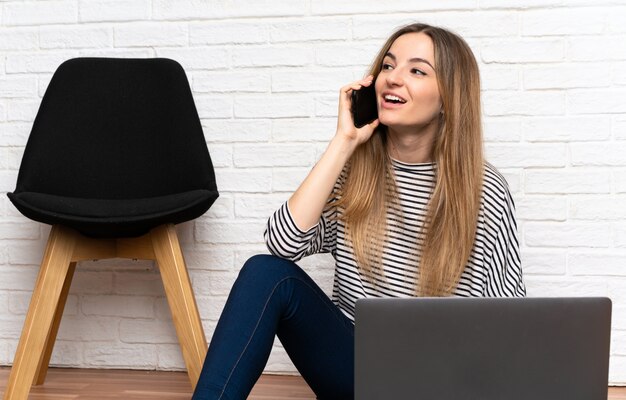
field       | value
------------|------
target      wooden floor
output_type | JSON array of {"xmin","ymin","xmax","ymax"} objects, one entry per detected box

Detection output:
[
  {"xmin": 0, "ymin": 367, "xmax": 315, "ymax": 399},
  {"xmin": 1, "ymin": 367, "xmax": 625, "ymax": 399}
]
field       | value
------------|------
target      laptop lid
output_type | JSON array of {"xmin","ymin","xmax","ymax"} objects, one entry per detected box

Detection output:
[{"xmin": 355, "ymin": 297, "xmax": 612, "ymax": 400}]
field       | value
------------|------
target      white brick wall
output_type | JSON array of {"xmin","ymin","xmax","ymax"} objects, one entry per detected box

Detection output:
[{"xmin": 1, "ymin": 0, "xmax": 625, "ymax": 385}]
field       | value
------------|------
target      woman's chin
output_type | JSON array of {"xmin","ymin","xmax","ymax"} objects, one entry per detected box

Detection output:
[
  {"xmin": 378, "ymin": 115, "xmax": 400, "ymax": 128},
  {"xmin": 378, "ymin": 113, "xmax": 416, "ymax": 130},
  {"xmin": 380, "ymin": 115, "xmax": 440, "ymax": 134}
]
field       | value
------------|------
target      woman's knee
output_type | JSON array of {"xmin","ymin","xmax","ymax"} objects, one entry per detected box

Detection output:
[{"xmin": 239, "ymin": 254, "xmax": 303, "ymax": 282}]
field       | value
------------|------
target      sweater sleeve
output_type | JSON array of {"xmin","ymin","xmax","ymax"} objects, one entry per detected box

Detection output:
[
  {"xmin": 263, "ymin": 200, "xmax": 337, "ymax": 261},
  {"xmin": 482, "ymin": 184, "xmax": 526, "ymax": 297}
]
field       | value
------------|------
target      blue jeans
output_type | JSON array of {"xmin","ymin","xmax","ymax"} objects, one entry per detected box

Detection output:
[{"xmin": 192, "ymin": 254, "xmax": 355, "ymax": 400}]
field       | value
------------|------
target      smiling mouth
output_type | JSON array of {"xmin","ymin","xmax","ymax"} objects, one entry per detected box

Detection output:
[{"xmin": 383, "ymin": 94, "xmax": 407, "ymax": 104}]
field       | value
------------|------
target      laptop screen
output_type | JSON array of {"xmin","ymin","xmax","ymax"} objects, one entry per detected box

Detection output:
[{"xmin": 355, "ymin": 297, "xmax": 611, "ymax": 400}]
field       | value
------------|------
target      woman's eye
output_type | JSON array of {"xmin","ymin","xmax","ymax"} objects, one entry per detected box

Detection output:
[
  {"xmin": 411, "ymin": 68, "xmax": 426, "ymax": 76},
  {"xmin": 382, "ymin": 63, "xmax": 393, "ymax": 70}
]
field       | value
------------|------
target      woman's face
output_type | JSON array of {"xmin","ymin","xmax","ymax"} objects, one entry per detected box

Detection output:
[{"xmin": 375, "ymin": 32, "xmax": 442, "ymax": 133}]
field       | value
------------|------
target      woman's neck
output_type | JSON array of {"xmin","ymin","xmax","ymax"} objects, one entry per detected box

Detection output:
[{"xmin": 386, "ymin": 125, "xmax": 437, "ymax": 164}]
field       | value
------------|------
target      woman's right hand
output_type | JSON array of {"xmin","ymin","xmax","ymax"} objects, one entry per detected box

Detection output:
[{"xmin": 335, "ymin": 75, "xmax": 380, "ymax": 146}]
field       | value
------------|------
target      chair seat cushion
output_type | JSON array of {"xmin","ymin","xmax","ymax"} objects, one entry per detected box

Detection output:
[{"xmin": 7, "ymin": 189, "xmax": 218, "ymax": 238}]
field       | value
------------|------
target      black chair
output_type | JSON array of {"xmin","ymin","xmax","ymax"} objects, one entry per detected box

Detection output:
[{"xmin": 4, "ymin": 58, "xmax": 218, "ymax": 400}]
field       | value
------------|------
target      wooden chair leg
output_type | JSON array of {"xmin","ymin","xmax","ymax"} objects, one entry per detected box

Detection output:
[
  {"xmin": 151, "ymin": 224, "xmax": 207, "ymax": 390},
  {"xmin": 33, "ymin": 261, "xmax": 77, "ymax": 385},
  {"xmin": 3, "ymin": 226, "xmax": 77, "ymax": 400}
]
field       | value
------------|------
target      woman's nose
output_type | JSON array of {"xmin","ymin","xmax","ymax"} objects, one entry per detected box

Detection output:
[{"xmin": 385, "ymin": 68, "xmax": 403, "ymax": 87}]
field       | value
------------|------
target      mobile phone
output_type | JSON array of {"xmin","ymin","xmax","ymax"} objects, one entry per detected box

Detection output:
[{"xmin": 350, "ymin": 83, "xmax": 378, "ymax": 128}]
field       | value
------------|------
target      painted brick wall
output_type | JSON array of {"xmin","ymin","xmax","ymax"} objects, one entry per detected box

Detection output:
[{"xmin": 1, "ymin": 0, "xmax": 625, "ymax": 384}]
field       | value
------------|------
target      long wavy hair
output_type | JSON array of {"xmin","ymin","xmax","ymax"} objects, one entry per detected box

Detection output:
[{"xmin": 332, "ymin": 23, "xmax": 484, "ymax": 297}]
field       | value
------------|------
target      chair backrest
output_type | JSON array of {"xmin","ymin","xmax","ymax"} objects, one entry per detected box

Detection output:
[{"xmin": 14, "ymin": 57, "xmax": 216, "ymax": 200}]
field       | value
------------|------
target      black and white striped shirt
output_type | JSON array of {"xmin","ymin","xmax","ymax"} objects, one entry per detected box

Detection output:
[{"xmin": 265, "ymin": 160, "xmax": 526, "ymax": 322}]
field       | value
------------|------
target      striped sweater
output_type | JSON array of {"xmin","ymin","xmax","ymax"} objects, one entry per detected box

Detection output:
[{"xmin": 264, "ymin": 159, "xmax": 526, "ymax": 322}]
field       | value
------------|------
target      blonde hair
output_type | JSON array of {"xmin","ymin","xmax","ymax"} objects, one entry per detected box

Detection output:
[{"xmin": 333, "ymin": 23, "xmax": 484, "ymax": 297}]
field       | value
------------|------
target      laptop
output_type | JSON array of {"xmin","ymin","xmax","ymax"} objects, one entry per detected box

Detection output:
[{"xmin": 355, "ymin": 297, "xmax": 612, "ymax": 400}]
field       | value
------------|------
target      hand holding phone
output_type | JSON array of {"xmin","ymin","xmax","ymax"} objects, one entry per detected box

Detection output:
[{"xmin": 350, "ymin": 83, "xmax": 378, "ymax": 128}]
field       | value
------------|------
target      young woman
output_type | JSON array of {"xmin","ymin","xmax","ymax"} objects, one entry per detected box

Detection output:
[{"xmin": 192, "ymin": 22, "xmax": 525, "ymax": 400}]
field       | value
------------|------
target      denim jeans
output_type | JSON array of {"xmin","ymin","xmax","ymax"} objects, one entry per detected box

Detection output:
[{"xmin": 192, "ymin": 254, "xmax": 355, "ymax": 400}]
